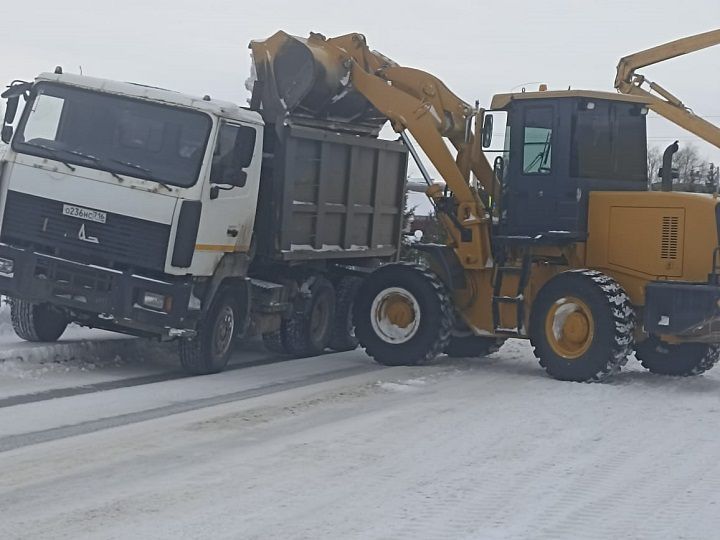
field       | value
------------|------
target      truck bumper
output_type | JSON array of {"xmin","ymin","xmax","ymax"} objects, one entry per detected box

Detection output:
[
  {"xmin": 0, "ymin": 244, "xmax": 196, "ymax": 338},
  {"xmin": 644, "ymin": 281, "xmax": 720, "ymax": 342}
]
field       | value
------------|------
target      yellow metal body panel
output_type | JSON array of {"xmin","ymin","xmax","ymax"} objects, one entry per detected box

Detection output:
[{"xmin": 587, "ymin": 191, "xmax": 718, "ymax": 305}]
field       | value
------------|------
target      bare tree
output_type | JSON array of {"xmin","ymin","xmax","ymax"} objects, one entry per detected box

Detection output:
[
  {"xmin": 647, "ymin": 145, "xmax": 662, "ymax": 184},
  {"xmin": 648, "ymin": 143, "xmax": 710, "ymax": 187}
]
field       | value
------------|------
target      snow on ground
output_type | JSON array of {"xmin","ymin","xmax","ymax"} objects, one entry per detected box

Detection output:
[{"xmin": 2, "ymin": 338, "xmax": 720, "ymax": 538}]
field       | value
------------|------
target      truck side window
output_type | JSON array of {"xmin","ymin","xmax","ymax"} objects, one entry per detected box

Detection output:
[
  {"xmin": 210, "ymin": 123, "xmax": 257, "ymax": 187},
  {"xmin": 522, "ymin": 107, "xmax": 553, "ymax": 175}
]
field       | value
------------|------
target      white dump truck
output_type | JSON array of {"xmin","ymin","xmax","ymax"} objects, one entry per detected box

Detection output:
[{"xmin": 0, "ymin": 65, "xmax": 407, "ymax": 374}]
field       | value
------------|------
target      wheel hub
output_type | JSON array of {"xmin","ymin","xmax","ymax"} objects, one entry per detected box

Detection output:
[
  {"xmin": 212, "ymin": 305, "xmax": 235, "ymax": 357},
  {"xmin": 546, "ymin": 297, "xmax": 594, "ymax": 360},
  {"xmin": 370, "ymin": 287, "xmax": 421, "ymax": 344}
]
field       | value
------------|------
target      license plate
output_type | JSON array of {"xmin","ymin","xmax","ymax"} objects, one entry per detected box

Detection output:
[{"xmin": 62, "ymin": 204, "xmax": 107, "ymax": 224}]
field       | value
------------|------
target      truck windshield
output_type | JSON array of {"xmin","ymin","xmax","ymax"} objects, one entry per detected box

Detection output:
[{"xmin": 12, "ymin": 82, "xmax": 211, "ymax": 188}]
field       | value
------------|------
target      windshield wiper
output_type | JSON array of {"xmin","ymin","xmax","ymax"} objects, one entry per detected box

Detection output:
[
  {"xmin": 66, "ymin": 149, "xmax": 100, "ymax": 163},
  {"xmin": 21, "ymin": 141, "xmax": 76, "ymax": 172},
  {"xmin": 106, "ymin": 159, "xmax": 172, "ymax": 191},
  {"xmin": 107, "ymin": 158, "xmax": 150, "ymax": 173}
]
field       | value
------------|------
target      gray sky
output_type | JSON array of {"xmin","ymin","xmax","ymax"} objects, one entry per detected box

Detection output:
[{"xmin": 3, "ymin": 0, "xmax": 719, "ymax": 164}]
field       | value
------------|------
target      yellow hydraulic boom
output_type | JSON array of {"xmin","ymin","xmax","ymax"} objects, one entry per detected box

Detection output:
[
  {"xmin": 615, "ymin": 28, "xmax": 720, "ymax": 149},
  {"xmin": 250, "ymin": 32, "xmax": 496, "ymax": 270}
]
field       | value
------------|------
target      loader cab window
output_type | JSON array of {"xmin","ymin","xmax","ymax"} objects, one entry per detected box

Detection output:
[
  {"xmin": 522, "ymin": 107, "xmax": 553, "ymax": 175},
  {"xmin": 571, "ymin": 100, "xmax": 647, "ymax": 182},
  {"xmin": 210, "ymin": 122, "xmax": 257, "ymax": 187}
]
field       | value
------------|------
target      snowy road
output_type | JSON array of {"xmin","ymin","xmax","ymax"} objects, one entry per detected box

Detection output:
[{"xmin": 2, "ymin": 339, "xmax": 720, "ymax": 539}]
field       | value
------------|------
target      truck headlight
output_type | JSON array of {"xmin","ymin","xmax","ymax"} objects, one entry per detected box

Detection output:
[
  {"xmin": 0, "ymin": 257, "xmax": 15, "ymax": 277},
  {"xmin": 142, "ymin": 292, "xmax": 172, "ymax": 312}
]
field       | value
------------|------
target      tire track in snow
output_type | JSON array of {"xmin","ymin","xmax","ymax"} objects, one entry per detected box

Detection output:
[
  {"xmin": 0, "ymin": 364, "xmax": 383, "ymax": 453},
  {"xmin": 0, "ymin": 352, "xmax": 307, "ymax": 409}
]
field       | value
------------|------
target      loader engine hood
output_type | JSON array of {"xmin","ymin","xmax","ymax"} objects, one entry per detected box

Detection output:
[{"xmin": 249, "ymin": 31, "xmax": 388, "ymax": 134}]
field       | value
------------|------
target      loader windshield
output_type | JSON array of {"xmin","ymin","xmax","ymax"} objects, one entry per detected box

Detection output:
[{"xmin": 13, "ymin": 82, "xmax": 212, "ymax": 188}]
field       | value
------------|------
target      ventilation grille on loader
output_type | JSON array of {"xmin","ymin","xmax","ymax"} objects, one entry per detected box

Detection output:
[{"xmin": 661, "ymin": 216, "xmax": 679, "ymax": 260}]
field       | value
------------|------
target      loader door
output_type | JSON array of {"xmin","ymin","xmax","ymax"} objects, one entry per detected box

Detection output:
[{"xmin": 501, "ymin": 101, "xmax": 578, "ymax": 237}]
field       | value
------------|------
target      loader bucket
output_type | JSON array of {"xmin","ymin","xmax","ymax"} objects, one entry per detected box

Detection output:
[{"xmin": 249, "ymin": 31, "xmax": 386, "ymax": 133}]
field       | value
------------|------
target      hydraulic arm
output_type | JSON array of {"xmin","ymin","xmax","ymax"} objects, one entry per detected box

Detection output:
[
  {"xmin": 615, "ymin": 28, "xmax": 720, "ymax": 149},
  {"xmin": 250, "ymin": 32, "xmax": 496, "ymax": 269}
]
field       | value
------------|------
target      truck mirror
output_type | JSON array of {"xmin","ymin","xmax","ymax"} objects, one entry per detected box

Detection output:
[
  {"xmin": 481, "ymin": 114, "xmax": 493, "ymax": 148},
  {"xmin": 3, "ymin": 95, "xmax": 19, "ymax": 126},
  {"xmin": 1, "ymin": 125, "xmax": 12, "ymax": 144}
]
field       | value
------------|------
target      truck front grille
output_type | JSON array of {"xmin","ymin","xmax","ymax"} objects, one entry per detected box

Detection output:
[{"xmin": 1, "ymin": 191, "xmax": 170, "ymax": 272}]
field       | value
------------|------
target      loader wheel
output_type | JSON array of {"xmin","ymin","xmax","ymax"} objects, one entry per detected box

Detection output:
[
  {"xmin": 529, "ymin": 270, "xmax": 634, "ymax": 382},
  {"xmin": 262, "ymin": 330, "xmax": 288, "ymax": 354},
  {"xmin": 445, "ymin": 335, "xmax": 505, "ymax": 358},
  {"xmin": 10, "ymin": 298, "xmax": 68, "ymax": 342},
  {"xmin": 328, "ymin": 276, "xmax": 362, "ymax": 352},
  {"xmin": 354, "ymin": 264, "xmax": 453, "ymax": 366},
  {"xmin": 635, "ymin": 338, "xmax": 720, "ymax": 376},
  {"xmin": 282, "ymin": 276, "xmax": 335, "ymax": 357},
  {"xmin": 179, "ymin": 290, "xmax": 240, "ymax": 375}
]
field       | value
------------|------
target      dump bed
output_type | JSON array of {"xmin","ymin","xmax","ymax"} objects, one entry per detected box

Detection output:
[{"xmin": 254, "ymin": 122, "xmax": 408, "ymax": 262}]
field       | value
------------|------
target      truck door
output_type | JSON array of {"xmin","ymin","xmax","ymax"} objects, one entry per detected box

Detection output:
[
  {"xmin": 193, "ymin": 121, "xmax": 261, "ymax": 265},
  {"xmin": 502, "ymin": 103, "xmax": 570, "ymax": 236}
]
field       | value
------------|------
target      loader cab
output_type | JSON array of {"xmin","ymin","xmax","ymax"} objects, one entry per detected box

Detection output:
[{"xmin": 486, "ymin": 91, "xmax": 650, "ymax": 240}]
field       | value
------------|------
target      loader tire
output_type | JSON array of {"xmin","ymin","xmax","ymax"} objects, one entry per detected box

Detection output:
[
  {"xmin": 529, "ymin": 269, "xmax": 634, "ymax": 382},
  {"xmin": 10, "ymin": 298, "xmax": 68, "ymax": 342},
  {"xmin": 635, "ymin": 339, "xmax": 720, "ymax": 376},
  {"xmin": 328, "ymin": 276, "xmax": 362, "ymax": 352},
  {"xmin": 282, "ymin": 276, "xmax": 335, "ymax": 357},
  {"xmin": 353, "ymin": 263, "xmax": 453, "ymax": 366},
  {"xmin": 179, "ymin": 290, "xmax": 240, "ymax": 375},
  {"xmin": 262, "ymin": 330, "xmax": 288, "ymax": 354},
  {"xmin": 445, "ymin": 335, "xmax": 505, "ymax": 358}
]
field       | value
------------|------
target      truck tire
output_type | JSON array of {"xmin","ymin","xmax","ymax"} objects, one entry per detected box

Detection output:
[
  {"xmin": 10, "ymin": 298, "xmax": 69, "ymax": 342},
  {"xmin": 635, "ymin": 339, "xmax": 720, "ymax": 376},
  {"xmin": 445, "ymin": 335, "xmax": 504, "ymax": 358},
  {"xmin": 262, "ymin": 330, "xmax": 288, "ymax": 354},
  {"xmin": 328, "ymin": 276, "xmax": 362, "ymax": 352},
  {"xmin": 353, "ymin": 264, "xmax": 453, "ymax": 366},
  {"xmin": 529, "ymin": 269, "xmax": 634, "ymax": 382},
  {"xmin": 281, "ymin": 276, "xmax": 335, "ymax": 357},
  {"xmin": 178, "ymin": 290, "xmax": 241, "ymax": 375}
]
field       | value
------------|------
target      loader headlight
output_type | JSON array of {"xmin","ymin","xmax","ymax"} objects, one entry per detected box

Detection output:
[
  {"xmin": 0, "ymin": 257, "xmax": 15, "ymax": 277},
  {"xmin": 141, "ymin": 292, "xmax": 172, "ymax": 312}
]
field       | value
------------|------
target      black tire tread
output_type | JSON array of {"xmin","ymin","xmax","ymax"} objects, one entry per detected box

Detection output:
[
  {"xmin": 328, "ymin": 276, "xmax": 362, "ymax": 352},
  {"xmin": 636, "ymin": 340, "xmax": 720, "ymax": 376},
  {"xmin": 10, "ymin": 298, "xmax": 68, "ymax": 342},
  {"xmin": 530, "ymin": 269, "xmax": 635, "ymax": 382},
  {"xmin": 355, "ymin": 263, "xmax": 454, "ymax": 367}
]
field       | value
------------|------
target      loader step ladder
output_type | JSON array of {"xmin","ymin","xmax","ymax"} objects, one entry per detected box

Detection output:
[{"xmin": 491, "ymin": 251, "xmax": 531, "ymax": 337}]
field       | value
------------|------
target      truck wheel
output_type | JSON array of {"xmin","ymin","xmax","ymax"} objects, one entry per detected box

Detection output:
[
  {"xmin": 353, "ymin": 264, "xmax": 453, "ymax": 366},
  {"xmin": 10, "ymin": 298, "xmax": 68, "ymax": 342},
  {"xmin": 445, "ymin": 335, "xmax": 504, "ymax": 358},
  {"xmin": 529, "ymin": 270, "xmax": 634, "ymax": 382},
  {"xmin": 179, "ymin": 291, "xmax": 240, "ymax": 375},
  {"xmin": 328, "ymin": 276, "xmax": 362, "ymax": 352},
  {"xmin": 262, "ymin": 330, "xmax": 288, "ymax": 354},
  {"xmin": 282, "ymin": 276, "xmax": 335, "ymax": 357},
  {"xmin": 635, "ymin": 339, "xmax": 720, "ymax": 376}
]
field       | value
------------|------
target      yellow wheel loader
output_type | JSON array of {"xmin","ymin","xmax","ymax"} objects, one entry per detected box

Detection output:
[{"xmin": 250, "ymin": 29, "xmax": 720, "ymax": 382}]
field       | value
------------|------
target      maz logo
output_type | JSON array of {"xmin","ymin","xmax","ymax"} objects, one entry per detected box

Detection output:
[{"xmin": 78, "ymin": 223, "xmax": 99, "ymax": 244}]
